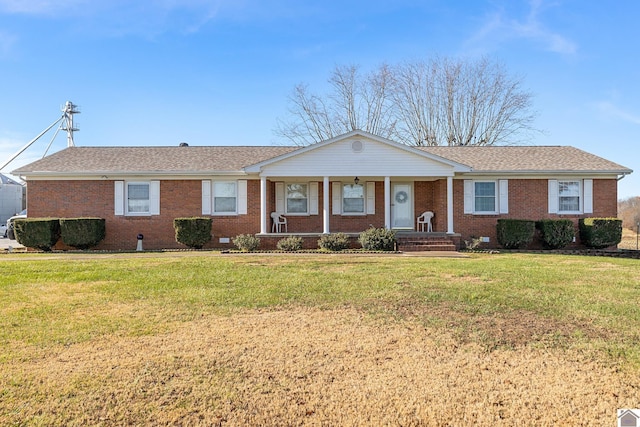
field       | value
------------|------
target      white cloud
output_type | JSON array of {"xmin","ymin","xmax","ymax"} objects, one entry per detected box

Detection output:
[{"xmin": 466, "ymin": 0, "xmax": 577, "ymax": 55}]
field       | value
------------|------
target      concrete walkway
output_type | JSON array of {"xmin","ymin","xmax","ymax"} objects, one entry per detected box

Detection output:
[{"xmin": 0, "ymin": 236, "xmax": 24, "ymax": 252}]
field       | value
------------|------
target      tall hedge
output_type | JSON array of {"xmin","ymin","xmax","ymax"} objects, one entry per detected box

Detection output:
[
  {"xmin": 536, "ymin": 219, "xmax": 574, "ymax": 249},
  {"xmin": 174, "ymin": 217, "xmax": 212, "ymax": 249},
  {"xmin": 60, "ymin": 218, "xmax": 106, "ymax": 249},
  {"xmin": 579, "ymin": 218, "xmax": 622, "ymax": 249},
  {"xmin": 496, "ymin": 219, "xmax": 535, "ymax": 249},
  {"xmin": 13, "ymin": 218, "xmax": 60, "ymax": 251}
]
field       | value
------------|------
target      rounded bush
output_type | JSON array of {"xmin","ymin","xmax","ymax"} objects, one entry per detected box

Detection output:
[
  {"xmin": 358, "ymin": 227, "xmax": 396, "ymax": 251},
  {"xmin": 233, "ymin": 234, "xmax": 261, "ymax": 252},
  {"xmin": 536, "ymin": 219, "xmax": 574, "ymax": 249},
  {"xmin": 60, "ymin": 218, "xmax": 106, "ymax": 250},
  {"xmin": 496, "ymin": 219, "xmax": 535, "ymax": 249},
  {"xmin": 277, "ymin": 236, "xmax": 303, "ymax": 251},
  {"xmin": 174, "ymin": 217, "xmax": 212, "ymax": 249},
  {"xmin": 317, "ymin": 233, "xmax": 350, "ymax": 251}
]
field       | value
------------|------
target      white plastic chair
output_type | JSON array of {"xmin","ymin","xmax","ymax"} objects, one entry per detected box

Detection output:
[
  {"xmin": 271, "ymin": 212, "xmax": 287, "ymax": 233},
  {"xmin": 417, "ymin": 211, "xmax": 434, "ymax": 232}
]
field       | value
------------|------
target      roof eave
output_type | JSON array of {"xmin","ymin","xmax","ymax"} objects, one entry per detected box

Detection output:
[
  {"xmin": 15, "ymin": 170, "xmax": 250, "ymax": 178},
  {"xmin": 463, "ymin": 169, "xmax": 633, "ymax": 175}
]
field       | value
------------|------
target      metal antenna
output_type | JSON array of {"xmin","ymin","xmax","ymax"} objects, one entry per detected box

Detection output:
[
  {"xmin": 0, "ymin": 101, "xmax": 80, "ymax": 171},
  {"xmin": 61, "ymin": 101, "xmax": 80, "ymax": 147}
]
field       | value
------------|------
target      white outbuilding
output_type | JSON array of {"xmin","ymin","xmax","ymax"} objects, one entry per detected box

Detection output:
[{"xmin": 0, "ymin": 174, "xmax": 25, "ymax": 224}]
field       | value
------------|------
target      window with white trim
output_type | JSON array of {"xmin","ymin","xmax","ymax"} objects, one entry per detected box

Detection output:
[
  {"xmin": 343, "ymin": 183, "xmax": 364, "ymax": 214},
  {"xmin": 474, "ymin": 181, "xmax": 496, "ymax": 213},
  {"xmin": 558, "ymin": 180, "xmax": 580, "ymax": 213},
  {"xmin": 464, "ymin": 179, "xmax": 508, "ymax": 215},
  {"xmin": 115, "ymin": 180, "xmax": 160, "ymax": 216},
  {"xmin": 213, "ymin": 181, "xmax": 237, "ymax": 214},
  {"xmin": 127, "ymin": 182, "xmax": 150, "ymax": 214},
  {"xmin": 286, "ymin": 183, "xmax": 308, "ymax": 214}
]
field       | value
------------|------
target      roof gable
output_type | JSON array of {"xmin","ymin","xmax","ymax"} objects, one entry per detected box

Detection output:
[{"xmin": 244, "ymin": 130, "xmax": 471, "ymax": 177}]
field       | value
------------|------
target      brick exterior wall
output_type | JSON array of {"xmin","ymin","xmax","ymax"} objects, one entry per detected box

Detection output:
[
  {"xmin": 25, "ymin": 177, "xmax": 620, "ymax": 250},
  {"xmin": 451, "ymin": 178, "xmax": 619, "ymax": 248}
]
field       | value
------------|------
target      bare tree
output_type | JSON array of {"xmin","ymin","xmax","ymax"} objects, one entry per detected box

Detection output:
[
  {"xmin": 274, "ymin": 64, "xmax": 397, "ymax": 146},
  {"xmin": 275, "ymin": 56, "xmax": 537, "ymax": 146},
  {"xmin": 618, "ymin": 196, "xmax": 640, "ymax": 229},
  {"xmin": 392, "ymin": 56, "xmax": 536, "ymax": 146}
]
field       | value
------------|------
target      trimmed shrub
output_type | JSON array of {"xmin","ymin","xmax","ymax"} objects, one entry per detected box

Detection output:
[
  {"xmin": 60, "ymin": 218, "xmax": 106, "ymax": 250},
  {"xmin": 358, "ymin": 227, "xmax": 396, "ymax": 251},
  {"xmin": 174, "ymin": 217, "xmax": 212, "ymax": 249},
  {"xmin": 318, "ymin": 233, "xmax": 350, "ymax": 251},
  {"xmin": 579, "ymin": 218, "xmax": 622, "ymax": 249},
  {"xmin": 496, "ymin": 219, "xmax": 535, "ymax": 249},
  {"xmin": 233, "ymin": 234, "xmax": 261, "ymax": 252},
  {"xmin": 13, "ymin": 218, "xmax": 60, "ymax": 251},
  {"xmin": 535, "ymin": 219, "xmax": 574, "ymax": 249},
  {"xmin": 277, "ymin": 236, "xmax": 303, "ymax": 252}
]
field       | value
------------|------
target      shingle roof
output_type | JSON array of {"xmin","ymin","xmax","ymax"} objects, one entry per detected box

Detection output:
[
  {"xmin": 12, "ymin": 144, "xmax": 631, "ymax": 176},
  {"xmin": 421, "ymin": 145, "xmax": 631, "ymax": 173},
  {"xmin": 12, "ymin": 146, "xmax": 298, "ymax": 174}
]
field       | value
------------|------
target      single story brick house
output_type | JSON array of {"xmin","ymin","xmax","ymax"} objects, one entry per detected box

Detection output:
[{"xmin": 12, "ymin": 130, "xmax": 632, "ymax": 250}]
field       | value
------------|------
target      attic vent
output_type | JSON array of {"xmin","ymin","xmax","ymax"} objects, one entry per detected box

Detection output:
[
  {"xmin": 351, "ymin": 140, "xmax": 363, "ymax": 153},
  {"xmin": 179, "ymin": 142, "xmax": 189, "ymax": 147}
]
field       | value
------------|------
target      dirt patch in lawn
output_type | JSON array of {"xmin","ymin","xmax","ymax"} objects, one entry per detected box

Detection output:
[{"xmin": 2, "ymin": 307, "xmax": 639, "ymax": 426}]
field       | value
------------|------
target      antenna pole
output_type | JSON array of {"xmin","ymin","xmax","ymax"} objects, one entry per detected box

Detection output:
[{"xmin": 62, "ymin": 101, "xmax": 80, "ymax": 147}]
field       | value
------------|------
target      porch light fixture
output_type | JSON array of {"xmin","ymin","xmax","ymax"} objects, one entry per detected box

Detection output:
[{"xmin": 354, "ymin": 176, "xmax": 360, "ymax": 185}]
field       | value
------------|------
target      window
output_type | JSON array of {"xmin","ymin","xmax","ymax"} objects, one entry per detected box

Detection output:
[
  {"xmin": 286, "ymin": 183, "xmax": 308, "ymax": 214},
  {"xmin": 474, "ymin": 181, "xmax": 496, "ymax": 213},
  {"xmin": 115, "ymin": 181, "xmax": 159, "ymax": 216},
  {"xmin": 127, "ymin": 183, "xmax": 150, "ymax": 214},
  {"xmin": 558, "ymin": 181, "xmax": 580, "ymax": 212},
  {"xmin": 343, "ymin": 183, "xmax": 364, "ymax": 214},
  {"xmin": 464, "ymin": 180, "xmax": 508, "ymax": 215},
  {"xmin": 214, "ymin": 181, "xmax": 237, "ymax": 213}
]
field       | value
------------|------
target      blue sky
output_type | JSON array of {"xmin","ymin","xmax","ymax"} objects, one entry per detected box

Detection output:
[{"xmin": 0, "ymin": 0, "xmax": 638, "ymax": 198}]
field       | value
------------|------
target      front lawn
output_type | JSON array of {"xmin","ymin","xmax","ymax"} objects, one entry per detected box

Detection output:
[{"xmin": 1, "ymin": 252, "xmax": 639, "ymax": 425}]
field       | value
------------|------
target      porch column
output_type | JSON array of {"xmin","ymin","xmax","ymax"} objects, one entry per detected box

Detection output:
[
  {"xmin": 447, "ymin": 176, "xmax": 454, "ymax": 234},
  {"xmin": 384, "ymin": 176, "xmax": 391, "ymax": 229},
  {"xmin": 260, "ymin": 176, "xmax": 267, "ymax": 234},
  {"xmin": 323, "ymin": 176, "xmax": 330, "ymax": 234}
]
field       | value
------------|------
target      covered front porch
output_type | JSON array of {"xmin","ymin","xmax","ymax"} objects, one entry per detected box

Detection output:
[
  {"xmin": 242, "ymin": 131, "xmax": 472, "ymax": 239},
  {"xmin": 256, "ymin": 176, "xmax": 456, "ymax": 236}
]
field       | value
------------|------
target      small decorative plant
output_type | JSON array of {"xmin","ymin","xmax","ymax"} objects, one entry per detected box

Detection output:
[
  {"xmin": 317, "ymin": 233, "xmax": 350, "ymax": 251},
  {"xmin": 358, "ymin": 227, "xmax": 396, "ymax": 251},
  {"xmin": 277, "ymin": 236, "xmax": 303, "ymax": 251},
  {"xmin": 233, "ymin": 234, "xmax": 261, "ymax": 252}
]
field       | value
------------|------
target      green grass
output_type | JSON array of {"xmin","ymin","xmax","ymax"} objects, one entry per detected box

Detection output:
[{"xmin": 1, "ymin": 252, "xmax": 640, "ymax": 367}]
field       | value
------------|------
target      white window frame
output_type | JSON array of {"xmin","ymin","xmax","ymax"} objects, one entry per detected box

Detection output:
[
  {"xmin": 213, "ymin": 181, "xmax": 238, "ymax": 215},
  {"xmin": 116, "ymin": 180, "xmax": 160, "ymax": 216},
  {"xmin": 464, "ymin": 179, "xmax": 508, "ymax": 215},
  {"xmin": 126, "ymin": 182, "xmax": 151, "ymax": 216},
  {"xmin": 548, "ymin": 179, "xmax": 592, "ymax": 214},
  {"xmin": 342, "ymin": 183, "xmax": 366, "ymax": 216},
  {"xmin": 332, "ymin": 181, "xmax": 376, "ymax": 216},
  {"xmin": 557, "ymin": 180, "xmax": 581, "ymax": 214},
  {"xmin": 285, "ymin": 182, "xmax": 309, "ymax": 215},
  {"xmin": 473, "ymin": 181, "xmax": 497, "ymax": 214}
]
